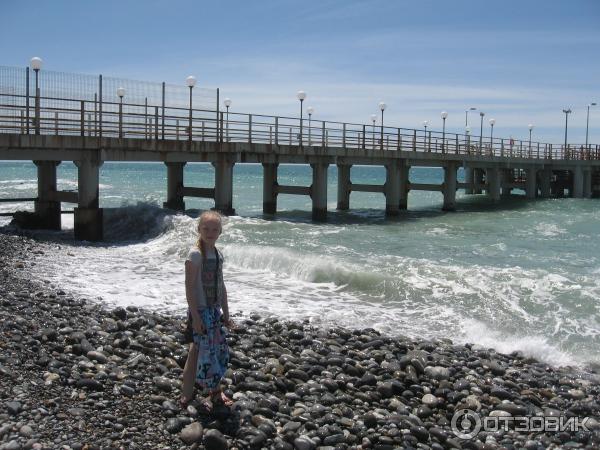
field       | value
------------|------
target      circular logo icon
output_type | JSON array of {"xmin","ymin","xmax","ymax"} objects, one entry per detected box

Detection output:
[{"xmin": 451, "ymin": 408, "xmax": 482, "ymax": 439}]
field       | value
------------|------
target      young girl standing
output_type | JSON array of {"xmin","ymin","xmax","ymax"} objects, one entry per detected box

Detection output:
[{"xmin": 180, "ymin": 210, "xmax": 234, "ymax": 410}]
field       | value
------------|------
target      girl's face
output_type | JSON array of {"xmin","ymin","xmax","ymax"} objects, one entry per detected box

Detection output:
[{"xmin": 199, "ymin": 217, "xmax": 221, "ymax": 246}]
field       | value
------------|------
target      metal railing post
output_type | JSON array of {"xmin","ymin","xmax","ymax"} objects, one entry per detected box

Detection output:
[
  {"xmin": 118, "ymin": 100, "xmax": 123, "ymax": 138},
  {"xmin": 25, "ymin": 67, "xmax": 30, "ymax": 134},
  {"xmin": 362, "ymin": 124, "xmax": 366, "ymax": 149},
  {"xmin": 397, "ymin": 128, "xmax": 401, "ymax": 150},
  {"xmin": 413, "ymin": 130, "xmax": 416, "ymax": 151},
  {"xmin": 98, "ymin": 74, "xmax": 103, "ymax": 138},
  {"xmin": 275, "ymin": 117, "xmax": 279, "ymax": 146},
  {"xmin": 455, "ymin": 134, "xmax": 459, "ymax": 154},
  {"xmin": 144, "ymin": 97, "xmax": 148, "ymax": 139},
  {"xmin": 154, "ymin": 106, "xmax": 159, "ymax": 140},
  {"xmin": 322, "ymin": 121, "xmax": 326, "ymax": 150},
  {"xmin": 220, "ymin": 112, "xmax": 224, "ymax": 144},
  {"xmin": 248, "ymin": 114, "xmax": 252, "ymax": 144},
  {"xmin": 342, "ymin": 123, "xmax": 346, "ymax": 148},
  {"xmin": 176, "ymin": 119, "xmax": 180, "ymax": 140},
  {"xmin": 54, "ymin": 112, "xmax": 58, "ymax": 135},
  {"xmin": 80, "ymin": 101, "xmax": 85, "ymax": 137},
  {"xmin": 161, "ymin": 82, "xmax": 165, "ymax": 140},
  {"xmin": 20, "ymin": 110, "xmax": 24, "ymax": 133}
]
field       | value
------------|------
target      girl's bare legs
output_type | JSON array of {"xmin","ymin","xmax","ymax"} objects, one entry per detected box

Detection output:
[{"xmin": 180, "ymin": 342, "xmax": 198, "ymax": 405}]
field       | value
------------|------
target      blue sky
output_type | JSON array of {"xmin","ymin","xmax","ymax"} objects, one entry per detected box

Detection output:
[{"xmin": 1, "ymin": 0, "xmax": 599, "ymax": 143}]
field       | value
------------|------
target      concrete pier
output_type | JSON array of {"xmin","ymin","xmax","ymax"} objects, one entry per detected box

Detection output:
[
  {"xmin": 74, "ymin": 158, "xmax": 103, "ymax": 241},
  {"xmin": 337, "ymin": 164, "xmax": 351, "ymax": 210},
  {"xmin": 583, "ymin": 169, "xmax": 592, "ymax": 199},
  {"xmin": 525, "ymin": 168, "xmax": 537, "ymax": 199},
  {"xmin": 399, "ymin": 163, "xmax": 409, "ymax": 210},
  {"xmin": 311, "ymin": 163, "xmax": 328, "ymax": 221},
  {"xmin": 539, "ymin": 167, "xmax": 552, "ymax": 198},
  {"xmin": 34, "ymin": 160, "xmax": 61, "ymax": 230},
  {"xmin": 487, "ymin": 167, "xmax": 501, "ymax": 202},
  {"xmin": 501, "ymin": 169, "xmax": 513, "ymax": 197},
  {"xmin": 442, "ymin": 163, "xmax": 457, "ymax": 211},
  {"xmin": 213, "ymin": 160, "xmax": 235, "ymax": 215},
  {"xmin": 473, "ymin": 168, "xmax": 484, "ymax": 194},
  {"xmin": 163, "ymin": 162, "xmax": 186, "ymax": 211},
  {"xmin": 464, "ymin": 167, "xmax": 474, "ymax": 194},
  {"xmin": 263, "ymin": 163, "xmax": 278, "ymax": 214},
  {"xmin": 385, "ymin": 161, "xmax": 400, "ymax": 216},
  {"xmin": 572, "ymin": 166, "xmax": 584, "ymax": 199}
]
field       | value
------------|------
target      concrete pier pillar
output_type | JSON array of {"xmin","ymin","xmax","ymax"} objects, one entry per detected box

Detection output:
[
  {"xmin": 474, "ymin": 168, "xmax": 484, "ymax": 194},
  {"xmin": 263, "ymin": 163, "xmax": 278, "ymax": 214},
  {"xmin": 213, "ymin": 160, "xmax": 236, "ymax": 215},
  {"xmin": 572, "ymin": 166, "xmax": 584, "ymax": 198},
  {"xmin": 464, "ymin": 167, "xmax": 474, "ymax": 194},
  {"xmin": 583, "ymin": 169, "xmax": 592, "ymax": 199},
  {"xmin": 525, "ymin": 168, "xmax": 537, "ymax": 199},
  {"xmin": 74, "ymin": 158, "xmax": 103, "ymax": 241},
  {"xmin": 163, "ymin": 162, "xmax": 186, "ymax": 211},
  {"xmin": 399, "ymin": 162, "xmax": 409, "ymax": 210},
  {"xmin": 539, "ymin": 167, "xmax": 552, "ymax": 198},
  {"xmin": 337, "ymin": 164, "xmax": 351, "ymax": 210},
  {"xmin": 442, "ymin": 163, "xmax": 457, "ymax": 211},
  {"xmin": 34, "ymin": 160, "xmax": 61, "ymax": 230},
  {"xmin": 487, "ymin": 167, "xmax": 501, "ymax": 202},
  {"xmin": 385, "ymin": 161, "xmax": 400, "ymax": 216},
  {"xmin": 311, "ymin": 163, "xmax": 328, "ymax": 221},
  {"xmin": 501, "ymin": 169, "xmax": 513, "ymax": 197}
]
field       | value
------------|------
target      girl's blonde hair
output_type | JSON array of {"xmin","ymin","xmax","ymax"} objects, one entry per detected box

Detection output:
[{"xmin": 195, "ymin": 210, "xmax": 223, "ymax": 253}]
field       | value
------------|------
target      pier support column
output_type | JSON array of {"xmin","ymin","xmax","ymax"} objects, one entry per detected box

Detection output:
[
  {"xmin": 74, "ymin": 158, "xmax": 103, "ymax": 241},
  {"xmin": 163, "ymin": 162, "xmax": 186, "ymax": 211},
  {"xmin": 263, "ymin": 163, "xmax": 278, "ymax": 214},
  {"xmin": 539, "ymin": 167, "xmax": 552, "ymax": 198},
  {"xmin": 399, "ymin": 162, "xmax": 409, "ymax": 210},
  {"xmin": 337, "ymin": 164, "xmax": 351, "ymax": 210},
  {"xmin": 572, "ymin": 166, "xmax": 583, "ymax": 198},
  {"xmin": 213, "ymin": 160, "xmax": 236, "ymax": 215},
  {"xmin": 473, "ymin": 168, "xmax": 484, "ymax": 194},
  {"xmin": 501, "ymin": 169, "xmax": 513, "ymax": 197},
  {"xmin": 311, "ymin": 163, "xmax": 328, "ymax": 221},
  {"xmin": 385, "ymin": 161, "xmax": 400, "ymax": 216},
  {"xmin": 33, "ymin": 160, "xmax": 61, "ymax": 230},
  {"xmin": 442, "ymin": 163, "xmax": 457, "ymax": 211},
  {"xmin": 525, "ymin": 168, "xmax": 537, "ymax": 199},
  {"xmin": 583, "ymin": 169, "xmax": 592, "ymax": 199},
  {"xmin": 464, "ymin": 167, "xmax": 474, "ymax": 194},
  {"xmin": 487, "ymin": 167, "xmax": 501, "ymax": 202}
]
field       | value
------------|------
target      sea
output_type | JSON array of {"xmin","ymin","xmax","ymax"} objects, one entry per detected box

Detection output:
[{"xmin": 1, "ymin": 161, "xmax": 599, "ymax": 369}]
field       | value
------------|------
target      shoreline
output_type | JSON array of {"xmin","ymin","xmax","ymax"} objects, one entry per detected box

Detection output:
[{"xmin": 1, "ymin": 231, "xmax": 599, "ymax": 449}]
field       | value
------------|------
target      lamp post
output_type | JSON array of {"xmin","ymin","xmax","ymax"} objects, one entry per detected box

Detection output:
[
  {"xmin": 117, "ymin": 87, "xmax": 125, "ymax": 138},
  {"xmin": 465, "ymin": 126, "xmax": 471, "ymax": 154},
  {"xmin": 478, "ymin": 111, "xmax": 485, "ymax": 153},
  {"xmin": 586, "ymin": 102, "xmax": 597, "ymax": 148},
  {"xmin": 441, "ymin": 111, "xmax": 448, "ymax": 152},
  {"xmin": 30, "ymin": 57, "xmax": 43, "ymax": 135},
  {"xmin": 223, "ymin": 98, "xmax": 231, "ymax": 142},
  {"xmin": 371, "ymin": 114, "xmax": 377, "ymax": 149},
  {"xmin": 489, "ymin": 118, "xmax": 496, "ymax": 148},
  {"xmin": 528, "ymin": 124, "xmax": 534, "ymax": 157},
  {"xmin": 186, "ymin": 76, "xmax": 196, "ymax": 143},
  {"xmin": 307, "ymin": 106, "xmax": 314, "ymax": 145},
  {"xmin": 465, "ymin": 107, "xmax": 476, "ymax": 127},
  {"xmin": 563, "ymin": 108, "xmax": 572, "ymax": 151},
  {"xmin": 423, "ymin": 120, "xmax": 428, "ymax": 150},
  {"xmin": 379, "ymin": 102, "xmax": 386, "ymax": 150},
  {"xmin": 297, "ymin": 90, "xmax": 306, "ymax": 148}
]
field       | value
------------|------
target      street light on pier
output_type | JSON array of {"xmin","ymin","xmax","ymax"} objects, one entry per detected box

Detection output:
[
  {"xmin": 307, "ymin": 106, "xmax": 314, "ymax": 145},
  {"xmin": 186, "ymin": 75, "xmax": 196, "ymax": 143},
  {"xmin": 586, "ymin": 102, "xmax": 597, "ymax": 148},
  {"xmin": 117, "ymin": 87, "xmax": 125, "ymax": 138},
  {"xmin": 562, "ymin": 108, "xmax": 572, "ymax": 150},
  {"xmin": 489, "ymin": 118, "xmax": 496, "ymax": 147},
  {"xmin": 441, "ymin": 111, "xmax": 448, "ymax": 152},
  {"xmin": 379, "ymin": 102, "xmax": 386, "ymax": 150},
  {"xmin": 30, "ymin": 57, "xmax": 43, "ymax": 135},
  {"xmin": 423, "ymin": 120, "xmax": 428, "ymax": 150},
  {"xmin": 223, "ymin": 98, "xmax": 231, "ymax": 142},
  {"xmin": 371, "ymin": 114, "xmax": 377, "ymax": 149},
  {"xmin": 297, "ymin": 90, "xmax": 306, "ymax": 148},
  {"xmin": 478, "ymin": 111, "xmax": 485, "ymax": 152},
  {"xmin": 465, "ymin": 107, "xmax": 476, "ymax": 128},
  {"xmin": 528, "ymin": 124, "xmax": 534, "ymax": 156}
]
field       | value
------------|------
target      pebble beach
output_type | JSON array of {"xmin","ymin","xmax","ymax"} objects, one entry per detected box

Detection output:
[{"xmin": 1, "ymin": 231, "xmax": 599, "ymax": 450}]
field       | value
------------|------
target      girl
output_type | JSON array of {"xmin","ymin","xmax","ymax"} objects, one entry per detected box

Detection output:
[{"xmin": 180, "ymin": 210, "xmax": 234, "ymax": 410}]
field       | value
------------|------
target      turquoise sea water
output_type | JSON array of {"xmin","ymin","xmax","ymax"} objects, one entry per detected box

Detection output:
[{"xmin": 1, "ymin": 161, "xmax": 599, "ymax": 368}]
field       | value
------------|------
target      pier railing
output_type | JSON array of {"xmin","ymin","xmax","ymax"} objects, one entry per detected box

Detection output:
[{"xmin": 0, "ymin": 66, "xmax": 598, "ymax": 161}]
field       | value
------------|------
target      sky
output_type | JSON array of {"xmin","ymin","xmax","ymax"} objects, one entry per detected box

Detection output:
[{"xmin": 1, "ymin": 0, "xmax": 599, "ymax": 144}]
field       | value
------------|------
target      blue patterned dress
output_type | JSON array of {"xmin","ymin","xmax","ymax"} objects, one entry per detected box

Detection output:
[{"xmin": 188, "ymin": 248, "xmax": 229, "ymax": 391}]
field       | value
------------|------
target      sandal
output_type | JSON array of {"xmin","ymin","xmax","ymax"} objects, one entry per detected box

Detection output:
[
  {"xmin": 198, "ymin": 396, "xmax": 213, "ymax": 413},
  {"xmin": 179, "ymin": 394, "xmax": 193, "ymax": 409},
  {"xmin": 211, "ymin": 391, "xmax": 233, "ymax": 407}
]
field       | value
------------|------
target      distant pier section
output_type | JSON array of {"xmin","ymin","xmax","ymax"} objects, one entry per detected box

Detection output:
[{"xmin": 1, "ymin": 64, "xmax": 599, "ymax": 240}]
